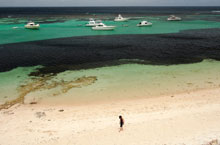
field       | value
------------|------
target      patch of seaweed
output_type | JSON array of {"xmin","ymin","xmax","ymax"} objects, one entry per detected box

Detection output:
[{"xmin": 0, "ymin": 75, "xmax": 97, "ymax": 110}]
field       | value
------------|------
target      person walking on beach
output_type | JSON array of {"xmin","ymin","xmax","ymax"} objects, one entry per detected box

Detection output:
[{"xmin": 119, "ymin": 115, "xmax": 124, "ymax": 132}]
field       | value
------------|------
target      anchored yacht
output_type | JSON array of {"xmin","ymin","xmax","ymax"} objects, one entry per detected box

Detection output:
[
  {"xmin": 167, "ymin": 15, "xmax": 182, "ymax": 21},
  {"xmin": 114, "ymin": 14, "xmax": 129, "ymax": 22},
  {"xmin": 25, "ymin": 21, "xmax": 40, "ymax": 29},
  {"xmin": 92, "ymin": 23, "xmax": 116, "ymax": 30}
]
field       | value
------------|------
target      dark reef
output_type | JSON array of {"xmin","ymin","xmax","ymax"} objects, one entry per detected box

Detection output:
[{"xmin": 0, "ymin": 28, "xmax": 220, "ymax": 76}]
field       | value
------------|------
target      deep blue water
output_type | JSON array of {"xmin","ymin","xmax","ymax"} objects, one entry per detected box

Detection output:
[{"xmin": 0, "ymin": 6, "xmax": 220, "ymax": 16}]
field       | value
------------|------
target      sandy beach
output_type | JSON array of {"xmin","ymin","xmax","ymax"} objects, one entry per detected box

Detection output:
[{"xmin": 1, "ymin": 87, "xmax": 220, "ymax": 145}]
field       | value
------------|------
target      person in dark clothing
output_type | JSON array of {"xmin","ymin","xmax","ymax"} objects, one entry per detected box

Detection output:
[{"xmin": 119, "ymin": 115, "xmax": 124, "ymax": 132}]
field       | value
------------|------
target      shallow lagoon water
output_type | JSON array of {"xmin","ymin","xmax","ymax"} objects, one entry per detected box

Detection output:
[
  {"xmin": 1, "ymin": 59, "xmax": 220, "ymax": 105},
  {"xmin": 0, "ymin": 66, "xmax": 39, "ymax": 105},
  {"xmin": 36, "ymin": 59, "xmax": 220, "ymax": 104}
]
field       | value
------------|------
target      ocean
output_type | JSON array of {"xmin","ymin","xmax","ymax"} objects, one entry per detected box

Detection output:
[
  {"xmin": 0, "ymin": 7, "xmax": 220, "ymax": 107},
  {"xmin": 1, "ymin": 6, "xmax": 220, "ymax": 16}
]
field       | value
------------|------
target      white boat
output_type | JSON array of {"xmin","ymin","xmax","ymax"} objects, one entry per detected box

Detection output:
[
  {"xmin": 92, "ymin": 23, "xmax": 116, "ymax": 31},
  {"xmin": 114, "ymin": 14, "xmax": 129, "ymax": 22},
  {"xmin": 85, "ymin": 18, "xmax": 100, "ymax": 27},
  {"xmin": 167, "ymin": 15, "xmax": 182, "ymax": 21},
  {"xmin": 137, "ymin": 21, "xmax": 152, "ymax": 27},
  {"xmin": 25, "ymin": 21, "xmax": 40, "ymax": 29}
]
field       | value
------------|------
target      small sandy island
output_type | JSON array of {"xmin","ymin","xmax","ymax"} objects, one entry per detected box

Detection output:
[{"xmin": 0, "ymin": 87, "xmax": 220, "ymax": 145}]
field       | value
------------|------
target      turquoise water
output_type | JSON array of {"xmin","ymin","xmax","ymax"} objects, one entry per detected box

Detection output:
[
  {"xmin": 0, "ymin": 66, "xmax": 40, "ymax": 105},
  {"xmin": 50, "ymin": 59, "xmax": 220, "ymax": 104},
  {"xmin": 0, "ymin": 15, "xmax": 220, "ymax": 44},
  {"xmin": 1, "ymin": 59, "xmax": 220, "ymax": 105}
]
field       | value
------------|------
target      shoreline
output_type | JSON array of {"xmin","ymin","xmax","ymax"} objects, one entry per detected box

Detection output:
[
  {"xmin": 1, "ymin": 59, "xmax": 220, "ymax": 107},
  {"xmin": 1, "ymin": 87, "xmax": 220, "ymax": 145}
]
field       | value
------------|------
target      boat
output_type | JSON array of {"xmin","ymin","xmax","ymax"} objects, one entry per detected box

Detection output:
[
  {"xmin": 137, "ymin": 21, "xmax": 152, "ymax": 27},
  {"xmin": 114, "ymin": 14, "xmax": 129, "ymax": 22},
  {"xmin": 167, "ymin": 15, "xmax": 182, "ymax": 21},
  {"xmin": 92, "ymin": 23, "xmax": 116, "ymax": 31},
  {"xmin": 85, "ymin": 18, "xmax": 100, "ymax": 27},
  {"xmin": 24, "ymin": 21, "xmax": 40, "ymax": 29}
]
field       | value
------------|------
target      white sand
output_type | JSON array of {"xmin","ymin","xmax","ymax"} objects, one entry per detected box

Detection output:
[{"xmin": 0, "ymin": 88, "xmax": 220, "ymax": 145}]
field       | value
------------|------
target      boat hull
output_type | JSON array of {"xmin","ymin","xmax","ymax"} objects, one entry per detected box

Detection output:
[
  {"xmin": 92, "ymin": 26, "xmax": 115, "ymax": 30},
  {"xmin": 25, "ymin": 25, "xmax": 40, "ymax": 29},
  {"xmin": 167, "ymin": 18, "xmax": 182, "ymax": 21},
  {"xmin": 114, "ymin": 18, "xmax": 129, "ymax": 22}
]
